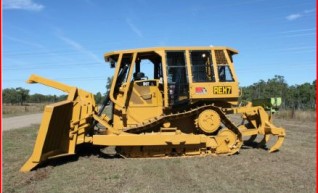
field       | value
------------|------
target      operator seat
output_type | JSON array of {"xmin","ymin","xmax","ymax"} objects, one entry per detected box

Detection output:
[{"xmin": 133, "ymin": 72, "xmax": 146, "ymax": 80}]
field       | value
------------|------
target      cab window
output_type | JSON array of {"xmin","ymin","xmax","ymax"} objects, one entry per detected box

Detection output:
[
  {"xmin": 166, "ymin": 51, "xmax": 189, "ymax": 105},
  {"xmin": 190, "ymin": 50, "xmax": 215, "ymax": 82},
  {"xmin": 218, "ymin": 65, "xmax": 234, "ymax": 82},
  {"xmin": 215, "ymin": 50, "xmax": 234, "ymax": 82},
  {"xmin": 133, "ymin": 52, "xmax": 163, "ymax": 84}
]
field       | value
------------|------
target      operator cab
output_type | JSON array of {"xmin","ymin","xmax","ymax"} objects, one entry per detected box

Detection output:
[{"xmin": 105, "ymin": 46, "xmax": 239, "ymax": 111}]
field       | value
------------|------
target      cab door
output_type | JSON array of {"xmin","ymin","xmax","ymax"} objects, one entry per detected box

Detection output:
[
  {"xmin": 125, "ymin": 52, "xmax": 164, "ymax": 126},
  {"xmin": 166, "ymin": 51, "xmax": 189, "ymax": 106}
]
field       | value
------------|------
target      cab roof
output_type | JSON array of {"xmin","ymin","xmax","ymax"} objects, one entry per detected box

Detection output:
[{"xmin": 104, "ymin": 46, "xmax": 238, "ymax": 61}]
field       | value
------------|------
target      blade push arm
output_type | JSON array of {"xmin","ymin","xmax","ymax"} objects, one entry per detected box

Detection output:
[{"xmin": 27, "ymin": 74, "xmax": 74, "ymax": 93}]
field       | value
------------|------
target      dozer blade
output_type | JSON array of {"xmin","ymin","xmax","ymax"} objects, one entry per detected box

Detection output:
[
  {"xmin": 21, "ymin": 75, "xmax": 97, "ymax": 172},
  {"xmin": 21, "ymin": 101, "xmax": 75, "ymax": 172}
]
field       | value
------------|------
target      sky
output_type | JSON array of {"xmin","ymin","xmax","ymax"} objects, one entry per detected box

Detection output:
[{"xmin": 2, "ymin": 0, "xmax": 316, "ymax": 96}]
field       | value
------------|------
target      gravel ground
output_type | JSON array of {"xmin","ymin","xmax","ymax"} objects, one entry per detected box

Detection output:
[{"xmin": 3, "ymin": 113, "xmax": 42, "ymax": 131}]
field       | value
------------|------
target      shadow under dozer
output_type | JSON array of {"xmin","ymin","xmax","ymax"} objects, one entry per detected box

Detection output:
[{"xmin": 21, "ymin": 74, "xmax": 285, "ymax": 172}]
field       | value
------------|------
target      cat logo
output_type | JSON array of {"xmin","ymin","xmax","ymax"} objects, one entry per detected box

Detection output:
[{"xmin": 213, "ymin": 86, "xmax": 232, "ymax": 94}]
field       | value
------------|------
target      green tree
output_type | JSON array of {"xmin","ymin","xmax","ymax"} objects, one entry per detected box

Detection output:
[
  {"xmin": 240, "ymin": 75, "xmax": 315, "ymax": 110},
  {"xmin": 29, "ymin": 93, "xmax": 46, "ymax": 103},
  {"xmin": 15, "ymin": 87, "xmax": 30, "ymax": 105},
  {"xmin": 57, "ymin": 95, "xmax": 67, "ymax": 101},
  {"xmin": 3, "ymin": 88, "xmax": 19, "ymax": 104},
  {"xmin": 106, "ymin": 77, "xmax": 113, "ymax": 91},
  {"xmin": 94, "ymin": 92, "xmax": 102, "ymax": 104}
]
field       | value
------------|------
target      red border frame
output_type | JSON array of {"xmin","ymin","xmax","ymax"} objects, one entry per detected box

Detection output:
[
  {"xmin": 0, "ymin": 0, "xmax": 3, "ymax": 191},
  {"xmin": 316, "ymin": 1, "xmax": 318, "ymax": 192},
  {"xmin": 1, "ymin": 0, "xmax": 3, "ymax": 191},
  {"xmin": 0, "ymin": 2, "xmax": 316, "ymax": 193}
]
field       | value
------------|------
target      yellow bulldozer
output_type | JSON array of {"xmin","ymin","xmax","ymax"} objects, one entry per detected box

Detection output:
[{"xmin": 21, "ymin": 46, "xmax": 286, "ymax": 172}]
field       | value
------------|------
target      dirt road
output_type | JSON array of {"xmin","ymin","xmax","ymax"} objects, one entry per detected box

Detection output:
[{"xmin": 2, "ymin": 113, "xmax": 42, "ymax": 131}]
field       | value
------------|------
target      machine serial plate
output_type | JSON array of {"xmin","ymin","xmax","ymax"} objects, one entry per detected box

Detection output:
[{"xmin": 213, "ymin": 86, "xmax": 232, "ymax": 94}]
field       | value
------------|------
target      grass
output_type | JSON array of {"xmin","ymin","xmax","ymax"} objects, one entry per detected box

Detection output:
[
  {"xmin": 2, "ymin": 118, "xmax": 316, "ymax": 193},
  {"xmin": 2, "ymin": 103, "xmax": 46, "ymax": 118},
  {"xmin": 3, "ymin": 125, "xmax": 40, "ymax": 193},
  {"xmin": 275, "ymin": 109, "xmax": 316, "ymax": 122},
  {"xmin": 2, "ymin": 103, "xmax": 112, "ymax": 118}
]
